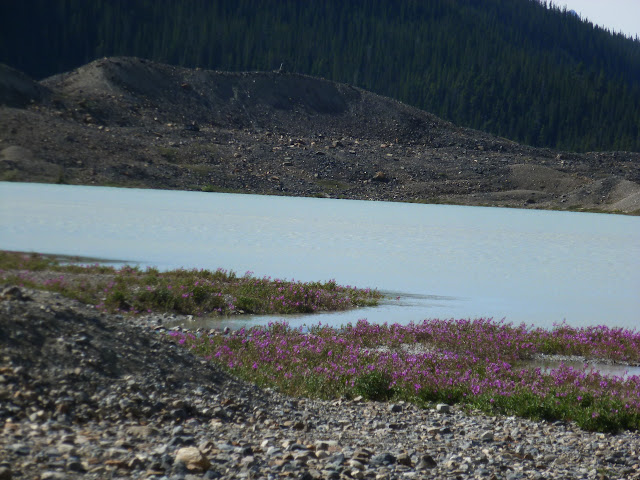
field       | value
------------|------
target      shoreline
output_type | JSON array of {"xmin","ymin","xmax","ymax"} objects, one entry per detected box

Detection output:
[
  {"xmin": 1, "ymin": 286, "xmax": 640, "ymax": 480},
  {"xmin": 3, "ymin": 179, "xmax": 637, "ymax": 216},
  {"xmin": 0, "ymin": 250, "xmax": 382, "ymax": 317},
  {"xmin": 3, "ymin": 56, "xmax": 640, "ymax": 216}
]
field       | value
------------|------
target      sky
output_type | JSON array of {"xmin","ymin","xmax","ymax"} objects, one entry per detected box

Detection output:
[{"xmin": 550, "ymin": 0, "xmax": 640, "ymax": 39}]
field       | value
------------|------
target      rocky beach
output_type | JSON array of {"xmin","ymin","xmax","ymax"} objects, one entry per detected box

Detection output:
[{"xmin": 1, "ymin": 286, "xmax": 639, "ymax": 480}]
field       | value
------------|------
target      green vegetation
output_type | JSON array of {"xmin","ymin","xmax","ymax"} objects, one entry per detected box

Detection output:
[
  {"xmin": 4, "ymin": 249, "xmax": 639, "ymax": 432},
  {"xmin": 172, "ymin": 318, "xmax": 640, "ymax": 432},
  {"xmin": 0, "ymin": 250, "xmax": 382, "ymax": 316},
  {"xmin": 1, "ymin": 0, "xmax": 639, "ymax": 152},
  {"xmin": 353, "ymin": 371, "xmax": 396, "ymax": 402}
]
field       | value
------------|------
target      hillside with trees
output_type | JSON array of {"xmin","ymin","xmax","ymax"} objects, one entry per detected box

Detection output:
[{"xmin": 1, "ymin": 0, "xmax": 639, "ymax": 152}]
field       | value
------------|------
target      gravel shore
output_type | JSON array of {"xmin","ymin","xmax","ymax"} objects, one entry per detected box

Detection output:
[{"xmin": 1, "ymin": 286, "xmax": 639, "ymax": 480}]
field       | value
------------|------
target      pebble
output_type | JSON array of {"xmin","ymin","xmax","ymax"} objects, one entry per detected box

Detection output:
[
  {"xmin": 480, "ymin": 430, "xmax": 494, "ymax": 442},
  {"xmin": 1, "ymin": 287, "xmax": 640, "ymax": 479}
]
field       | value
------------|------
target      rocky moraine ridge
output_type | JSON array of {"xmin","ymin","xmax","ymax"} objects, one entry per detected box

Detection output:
[
  {"xmin": 1, "ymin": 286, "xmax": 640, "ymax": 480},
  {"xmin": 1, "ymin": 57, "xmax": 639, "ymax": 213}
]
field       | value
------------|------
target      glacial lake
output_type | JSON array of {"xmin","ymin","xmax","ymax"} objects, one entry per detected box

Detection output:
[{"xmin": 1, "ymin": 181, "xmax": 639, "ymax": 332}]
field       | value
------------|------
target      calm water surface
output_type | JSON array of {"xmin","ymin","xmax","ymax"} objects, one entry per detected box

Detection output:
[{"xmin": 1, "ymin": 182, "xmax": 638, "ymax": 331}]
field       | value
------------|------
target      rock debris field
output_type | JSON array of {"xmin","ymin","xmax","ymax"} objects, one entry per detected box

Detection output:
[
  {"xmin": 1, "ymin": 57, "xmax": 639, "ymax": 213},
  {"xmin": 1, "ymin": 287, "xmax": 640, "ymax": 480}
]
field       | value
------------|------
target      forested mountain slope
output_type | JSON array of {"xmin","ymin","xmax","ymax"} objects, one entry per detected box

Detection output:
[{"xmin": 1, "ymin": 0, "xmax": 639, "ymax": 152}]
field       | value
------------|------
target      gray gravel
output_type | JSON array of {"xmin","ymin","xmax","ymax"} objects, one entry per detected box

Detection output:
[{"xmin": 1, "ymin": 286, "xmax": 639, "ymax": 479}]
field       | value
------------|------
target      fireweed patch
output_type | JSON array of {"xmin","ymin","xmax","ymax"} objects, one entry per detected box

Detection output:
[
  {"xmin": 171, "ymin": 319, "xmax": 640, "ymax": 433},
  {"xmin": 4, "ymin": 251, "xmax": 639, "ymax": 432},
  {"xmin": 0, "ymin": 251, "xmax": 381, "ymax": 315}
]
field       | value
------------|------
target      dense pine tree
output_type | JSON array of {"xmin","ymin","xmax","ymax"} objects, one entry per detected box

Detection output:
[{"xmin": 1, "ymin": 0, "xmax": 639, "ymax": 152}]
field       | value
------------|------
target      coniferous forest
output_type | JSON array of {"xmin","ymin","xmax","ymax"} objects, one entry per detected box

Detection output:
[{"xmin": 1, "ymin": 0, "xmax": 639, "ymax": 153}]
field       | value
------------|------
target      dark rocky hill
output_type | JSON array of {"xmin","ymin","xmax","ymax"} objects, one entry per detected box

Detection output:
[{"xmin": 1, "ymin": 56, "xmax": 639, "ymax": 213}]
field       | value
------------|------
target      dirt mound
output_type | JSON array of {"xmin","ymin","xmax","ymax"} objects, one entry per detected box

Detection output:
[
  {"xmin": 0, "ymin": 286, "xmax": 260, "ymax": 416},
  {"xmin": 42, "ymin": 56, "xmax": 456, "ymax": 142}
]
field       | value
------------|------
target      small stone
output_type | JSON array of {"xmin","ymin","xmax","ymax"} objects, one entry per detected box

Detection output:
[
  {"xmin": 389, "ymin": 404, "xmax": 403, "ymax": 413},
  {"xmin": 60, "ymin": 434, "xmax": 76, "ymax": 444},
  {"xmin": 40, "ymin": 473, "xmax": 65, "ymax": 480},
  {"xmin": 445, "ymin": 455, "xmax": 462, "ymax": 468},
  {"xmin": 175, "ymin": 447, "xmax": 210, "ymax": 472},
  {"xmin": 314, "ymin": 441, "xmax": 330, "ymax": 450},
  {"xmin": 372, "ymin": 171, "xmax": 389, "ymax": 182},
  {"xmin": 285, "ymin": 443, "xmax": 307, "ymax": 451},
  {"xmin": 1, "ymin": 286, "xmax": 29, "ymax": 301},
  {"xmin": 352, "ymin": 448, "xmax": 372, "ymax": 461},
  {"xmin": 417, "ymin": 454, "xmax": 437, "ymax": 469},
  {"xmin": 9, "ymin": 443, "xmax": 29, "ymax": 455},
  {"xmin": 370, "ymin": 452, "xmax": 396, "ymax": 466},
  {"xmin": 480, "ymin": 431, "xmax": 494, "ymax": 442},
  {"xmin": 396, "ymin": 453, "xmax": 412, "ymax": 467},
  {"xmin": 321, "ymin": 469, "xmax": 341, "ymax": 479},
  {"xmin": 212, "ymin": 406, "xmax": 228, "ymax": 418},
  {"xmin": 306, "ymin": 469, "xmax": 322, "ymax": 480},
  {"xmin": 67, "ymin": 458, "xmax": 85, "ymax": 472},
  {"xmin": 266, "ymin": 446, "xmax": 282, "ymax": 457},
  {"xmin": 0, "ymin": 466, "xmax": 11, "ymax": 480},
  {"xmin": 436, "ymin": 403, "xmax": 451, "ymax": 413},
  {"xmin": 327, "ymin": 452, "xmax": 345, "ymax": 466},
  {"xmin": 315, "ymin": 450, "xmax": 329, "ymax": 459}
]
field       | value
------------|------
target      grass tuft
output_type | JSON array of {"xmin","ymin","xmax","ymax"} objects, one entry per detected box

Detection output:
[{"xmin": 0, "ymin": 250, "xmax": 382, "ymax": 316}]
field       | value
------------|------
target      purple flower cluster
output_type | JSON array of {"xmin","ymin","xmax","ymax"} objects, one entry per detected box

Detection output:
[
  {"xmin": 171, "ymin": 318, "xmax": 640, "ymax": 431},
  {"xmin": 0, "ymin": 251, "xmax": 381, "ymax": 316}
]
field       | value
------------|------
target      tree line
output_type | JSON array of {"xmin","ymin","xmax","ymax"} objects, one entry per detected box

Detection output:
[{"xmin": 1, "ymin": 0, "xmax": 639, "ymax": 152}]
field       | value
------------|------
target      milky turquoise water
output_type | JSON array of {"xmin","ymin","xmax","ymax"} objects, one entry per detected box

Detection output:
[{"xmin": 1, "ymin": 181, "xmax": 638, "ymax": 330}]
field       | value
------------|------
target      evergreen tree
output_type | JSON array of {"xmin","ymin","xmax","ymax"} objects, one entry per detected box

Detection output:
[{"xmin": 1, "ymin": 0, "xmax": 639, "ymax": 152}]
